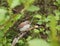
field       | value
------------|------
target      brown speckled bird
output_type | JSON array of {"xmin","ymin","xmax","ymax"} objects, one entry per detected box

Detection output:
[{"xmin": 18, "ymin": 21, "xmax": 31, "ymax": 31}]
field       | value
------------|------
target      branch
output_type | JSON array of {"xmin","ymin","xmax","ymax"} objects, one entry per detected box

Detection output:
[
  {"xmin": 11, "ymin": 25, "xmax": 38, "ymax": 46},
  {"xmin": 11, "ymin": 32, "xmax": 26, "ymax": 46}
]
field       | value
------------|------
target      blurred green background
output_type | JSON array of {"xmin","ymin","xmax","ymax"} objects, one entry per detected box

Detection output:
[{"xmin": 0, "ymin": 0, "xmax": 60, "ymax": 46}]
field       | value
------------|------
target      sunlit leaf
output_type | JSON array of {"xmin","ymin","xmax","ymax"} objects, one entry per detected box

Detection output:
[
  {"xmin": 26, "ymin": 36, "xmax": 32, "ymax": 41},
  {"xmin": 54, "ymin": 0, "xmax": 60, "ymax": 6},
  {"xmin": 0, "ymin": 43, "xmax": 3, "ymax": 46},
  {"xmin": 6, "ymin": 43, "xmax": 11, "ymax": 46},
  {"xmin": 0, "ymin": 8, "xmax": 8, "ymax": 25},
  {"xmin": 56, "ymin": 25, "xmax": 60, "ymax": 31},
  {"xmin": 1, "ymin": 14, "xmax": 22, "ymax": 34},
  {"xmin": 40, "ymin": 28, "xmax": 45, "ymax": 32},
  {"xmin": 0, "ymin": 15, "xmax": 5, "ymax": 23},
  {"xmin": 27, "ymin": 5, "xmax": 40, "ymax": 12},
  {"xmin": 2, "ymin": 37, "xmax": 7, "ymax": 45},
  {"xmin": 14, "ymin": 14, "xmax": 22, "ymax": 20},
  {"xmin": 0, "ymin": 31, "xmax": 4, "ymax": 38},
  {"xmin": 54, "ymin": 10, "xmax": 60, "ymax": 20},
  {"xmin": 22, "ymin": 0, "xmax": 35, "ymax": 9},
  {"xmin": 7, "ymin": 0, "xmax": 21, "ymax": 8},
  {"xmin": 37, "ymin": 20, "xmax": 43, "ymax": 25},
  {"xmin": 0, "ymin": 8, "xmax": 10, "ymax": 25},
  {"xmin": 28, "ymin": 39, "xmax": 49, "ymax": 46},
  {"xmin": 34, "ymin": 14, "xmax": 41, "ymax": 19},
  {"xmin": 18, "ymin": 40, "xmax": 24, "ymax": 45},
  {"xmin": 0, "ymin": 8, "xmax": 7, "ymax": 15},
  {"xmin": 33, "ymin": 29, "xmax": 40, "ymax": 33},
  {"xmin": 56, "ymin": 0, "xmax": 60, "ymax": 4},
  {"xmin": 44, "ymin": 17, "xmax": 50, "ymax": 22}
]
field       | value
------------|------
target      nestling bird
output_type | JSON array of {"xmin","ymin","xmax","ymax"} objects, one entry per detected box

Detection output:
[{"xmin": 18, "ymin": 21, "xmax": 31, "ymax": 31}]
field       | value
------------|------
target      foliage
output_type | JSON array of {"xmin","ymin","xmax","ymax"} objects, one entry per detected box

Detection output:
[
  {"xmin": 28, "ymin": 39, "xmax": 49, "ymax": 46},
  {"xmin": 0, "ymin": 0, "xmax": 60, "ymax": 46}
]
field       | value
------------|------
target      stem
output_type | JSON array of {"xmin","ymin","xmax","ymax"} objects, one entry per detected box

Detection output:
[{"xmin": 49, "ymin": 14, "xmax": 58, "ymax": 46}]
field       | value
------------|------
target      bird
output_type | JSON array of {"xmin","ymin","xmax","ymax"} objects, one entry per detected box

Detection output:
[{"xmin": 18, "ymin": 21, "xmax": 31, "ymax": 32}]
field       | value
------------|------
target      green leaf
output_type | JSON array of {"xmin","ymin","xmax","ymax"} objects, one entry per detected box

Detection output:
[
  {"xmin": 33, "ymin": 29, "xmax": 40, "ymax": 33},
  {"xmin": 37, "ymin": 20, "xmax": 43, "ymax": 25},
  {"xmin": 14, "ymin": 14, "xmax": 22, "ymax": 20},
  {"xmin": 0, "ymin": 31, "xmax": 4, "ymax": 38},
  {"xmin": 0, "ymin": 8, "xmax": 7, "ymax": 15},
  {"xmin": 54, "ymin": 0, "xmax": 60, "ymax": 6},
  {"xmin": 26, "ymin": 36, "xmax": 32, "ymax": 41},
  {"xmin": 54, "ymin": 10, "xmax": 60, "ymax": 20},
  {"xmin": 56, "ymin": 25, "xmax": 60, "ymax": 31},
  {"xmin": 44, "ymin": 17, "xmax": 50, "ymax": 22},
  {"xmin": 0, "ymin": 15, "xmax": 5, "ymax": 23},
  {"xmin": 7, "ymin": 0, "xmax": 21, "ymax": 8},
  {"xmin": 18, "ymin": 40, "xmax": 24, "ymax": 44},
  {"xmin": 27, "ymin": 5, "xmax": 40, "ymax": 12},
  {"xmin": 0, "ymin": 43, "xmax": 3, "ymax": 46},
  {"xmin": 0, "ymin": 8, "xmax": 7, "ymax": 22},
  {"xmin": 28, "ymin": 39, "xmax": 49, "ymax": 46},
  {"xmin": 56, "ymin": 0, "xmax": 60, "ymax": 4},
  {"xmin": 45, "ymin": 30, "xmax": 50, "ymax": 35},
  {"xmin": 6, "ymin": 43, "xmax": 11, "ymax": 46},
  {"xmin": 34, "ymin": 14, "xmax": 41, "ymax": 19},
  {"xmin": 21, "ymin": 0, "xmax": 35, "ymax": 10},
  {"xmin": 2, "ymin": 37, "xmax": 7, "ymax": 45},
  {"xmin": 1, "ymin": 14, "xmax": 22, "ymax": 34},
  {"xmin": 0, "ymin": 8, "xmax": 9, "ymax": 25},
  {"xmin": 40, "ymin": 28, "xmax": 45, "ymax": 32}
]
